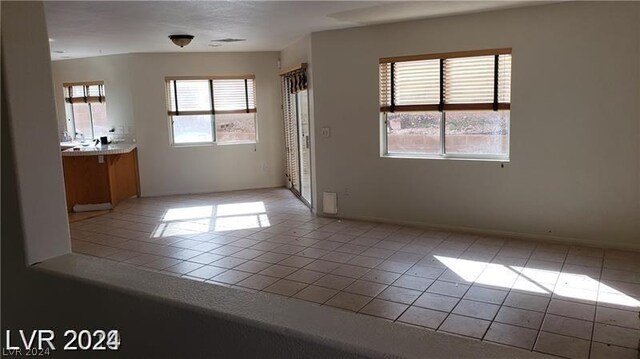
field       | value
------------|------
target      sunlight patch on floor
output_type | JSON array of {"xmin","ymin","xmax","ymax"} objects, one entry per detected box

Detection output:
[
  {"xmin": 162, "ymin": 206, "xmax": 213, "ymax": 221},
  {"xmin": 152, "ymin": 202, "xmax": 271, "ymax": 237},
  {"xmin": 436, "ymin": 255, "xmax": 640, "ymax": 308}
]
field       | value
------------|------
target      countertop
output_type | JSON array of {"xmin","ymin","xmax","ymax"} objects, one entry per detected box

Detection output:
[{"xmin": 61, "ymin": 142, "xmax": 137, "ymax": 157}]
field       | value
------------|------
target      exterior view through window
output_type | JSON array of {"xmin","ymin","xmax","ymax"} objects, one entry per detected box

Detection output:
[
  {"xmin": 380, "ymin": 49, "xmax": 512, "ymax": 160},
  {"xmin": 64, "ymin": 81, "xmax": 108, "ymax": 140},
  {"xmin": 166, "ymin": 76, "xmax": 257, "ymax": 145}
]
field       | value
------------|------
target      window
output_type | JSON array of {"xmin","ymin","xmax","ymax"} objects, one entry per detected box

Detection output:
[
  {"xmin": 166, "ymin": 76, "xmax": 256, "ymax": 145},
  {"xmin": 379, "ymin": 49, "xmax": 512, "ymax": 160},
  {"xmin": 64, "ymin": 81, "xmax": 108, "ymax": 140}
]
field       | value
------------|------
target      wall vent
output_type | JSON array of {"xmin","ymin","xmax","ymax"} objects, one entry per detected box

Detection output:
[
  {"xmin": 211, "ymin": 38, "xmax": 246, "ymax": 43},
  {"xmin": 323, "ymin": 192, "xmax": 337, "ymax": 215}
]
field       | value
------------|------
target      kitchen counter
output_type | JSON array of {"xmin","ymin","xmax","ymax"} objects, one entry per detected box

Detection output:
[
  {"xmin": 61, "ymin": 143, "xmax": 137, "ymax": 157},
  {"xmin": 61, "ymin": 144, "xmax": 140, "ymax": 211}
]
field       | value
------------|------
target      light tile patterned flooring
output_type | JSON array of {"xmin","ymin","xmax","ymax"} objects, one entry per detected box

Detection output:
[{"xmin": 70, "ymin": 188, "xmax": 640, "ymax": 359}]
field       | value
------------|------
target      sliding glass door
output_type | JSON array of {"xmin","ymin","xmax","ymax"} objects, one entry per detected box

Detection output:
[
  {"xmin": 296, "ymin": 90, "xmax": 311, "ymax": 205},
  {"xmin": 282, "ymin": 67, "xmax": 312, "ymax": 207}
]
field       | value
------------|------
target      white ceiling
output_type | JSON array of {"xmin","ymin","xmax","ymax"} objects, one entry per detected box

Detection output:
[{"xmin": 45, "ymin": 1, "xmax": 547, "ymax": 61}]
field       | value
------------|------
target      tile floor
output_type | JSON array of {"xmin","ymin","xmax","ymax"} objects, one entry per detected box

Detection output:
[{"xmin": 70, "ymin": 188, "xmax": 640, "ymax": 359}]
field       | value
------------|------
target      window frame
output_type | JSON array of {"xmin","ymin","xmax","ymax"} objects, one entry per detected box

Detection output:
[
  {"xmin": 379, "ymin": 49, "xmax": 511, "ymax": 162},
  {"xmin": 63, "ymin": 81, "xmax": 107, "ymax": 140},
  {"xmin": 380, "ymin": 111, "xmax": 511, "ymax": 161},
  {"xmin": 165, "ymin": 76, "xmax": 258, "ymax": 147},
  {"xmin": 168, "ymin": 114, "xmax": 217, "ymax": 147}
]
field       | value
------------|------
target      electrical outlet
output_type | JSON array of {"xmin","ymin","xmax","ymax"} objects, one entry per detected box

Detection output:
[{"xmin": 321, "ymin": 127, "xmax": 330, "ymax": 138}]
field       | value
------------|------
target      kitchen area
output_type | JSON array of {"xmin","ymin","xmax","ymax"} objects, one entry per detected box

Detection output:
[{"xmin": 60, "ymin": 81, "xmax": 139, "ymax": 218}]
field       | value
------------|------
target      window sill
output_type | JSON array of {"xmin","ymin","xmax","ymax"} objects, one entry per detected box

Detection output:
[
  {"xmin": 216, "ymin": 140, "xmax": 257, "ymax": 146},
  {"xmin": 171, "ymin": 142, "xmax": 216, "ymax": 148},
  {"xmin": 171, "ymin": 141, "xmax": 257, "ymax": 148},
  {"xmin": 381, "ymin": 153, "xmax": 510, "ymax": 162}
]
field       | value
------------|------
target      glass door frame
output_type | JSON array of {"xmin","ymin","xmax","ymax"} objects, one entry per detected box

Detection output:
[{"xmin": 295, "ymin": 90, "xmax": 312, "ymax": 208}]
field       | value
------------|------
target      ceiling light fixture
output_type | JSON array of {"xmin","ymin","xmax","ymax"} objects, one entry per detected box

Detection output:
[{"xmin": 169, "ymin": 34, "xmax": 194, "ymax": 48}]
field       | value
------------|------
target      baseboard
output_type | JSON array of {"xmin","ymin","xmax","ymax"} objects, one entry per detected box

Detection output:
[{"xmin": 322, "ymin": 213, "xmax": 640, "ymax": 252}]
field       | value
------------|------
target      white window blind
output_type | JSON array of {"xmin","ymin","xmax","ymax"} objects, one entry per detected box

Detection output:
[
  {"xmin": 498, "ymin": 55, "xmax": 512, "ymax": 103},
  {"xmin": 445, "ymin": 55, "xmax": 495, "ymax": 104},
  {"xmin": 280, "ymin": 66, "xmax": 307, "ymax": 194},
  {"xmin": 70, "ymin": 86, "xmax": 85, "ymax": 98},
  {"xmin": 64, "ymin": 81, "xmax": 105, "ymax": 104},
  {"xmin": 213, "ymin": 79, "xmax": 256, "ymax": 113},
  {"xmin": 379, "ymin": 48, "xmax": 512, "ymax": 112},
  {"xmin": 395, "ymin": 59, "xmax": 440, "ymax": 107},
  {"xmin": 168, "ymin": 80, "xmax": 211, "ymax": 112},
  {"xmin": 166, "ymin": 76, "xmax": 256, "ymax": 116},
  {"xmin": 282, "ymin": 83, "xmax": 300, "ymax": 192},
  {"xmin": 85, "ymin": 84, "xmax": 102, "ymax": 97},
  {"xmin": 379, "ymin": 63, "xmax": 391, "ymax": 108}
]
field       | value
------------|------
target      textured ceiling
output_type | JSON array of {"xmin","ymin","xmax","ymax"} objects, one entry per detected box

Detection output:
[{"xmin": 45, "ymin": 1, "xmax": 547, "ymax": 61}]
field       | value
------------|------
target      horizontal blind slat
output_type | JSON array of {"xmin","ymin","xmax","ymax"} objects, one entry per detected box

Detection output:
[
  {"xmin": 379, "ymin": 63, "xmax": 392, "ymax": 107},
  {"xmin": 213, "ymin": 79, "xmax": 256, "ymax": 111},
  {"xmin": 167, "ymin": 78, "xmax": 256, "ymax": 114},
  {"xmin": 444, "ymin": 55, "xmax": 495, "ymax": 105},
  {"xmin": 65, "ymin": 84, "xmax": 106, "ymax": 103},
  {"xmin": 379, "ymin": 51, "xmax": 511, "ymax": 112},
  {"xmin": 394, "ymin": 59, "xmax": 439, "ymax": 106},
  {"xmin": 498, "ymin": 55, "xmax": 512, "ymax": 103},
  {"xmin": 172, "ymin": 80, "xmax": 211, "ymax": 112}
]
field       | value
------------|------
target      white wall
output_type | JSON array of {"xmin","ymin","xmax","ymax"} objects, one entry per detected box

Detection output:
[
  {"xmin": 52, "ymin": 52, "xmax": 285, "ymax": 196},
  {"xmin": 52, "ymin": 55, "xmax": 136, "ymax": 140},
  {"xmin": 309, "ymin": 2, "xmax": 640, "ymax": 248},
  {"xmin": 280, "ymin": 35, "xmax": 311, "ymax": 69},
  {"xmin": 2, "ymin": 1, "xmax": 71, "ymax": 264}
]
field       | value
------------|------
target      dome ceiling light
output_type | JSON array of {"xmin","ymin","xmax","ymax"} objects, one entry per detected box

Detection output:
[{"xmin": 169, "ymin": 34, "xmax": 194, "ymax": 48}]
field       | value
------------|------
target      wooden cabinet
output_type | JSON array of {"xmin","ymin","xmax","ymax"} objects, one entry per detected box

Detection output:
[{"xmin": 62, "ymin": 148, "xmax": 140, "ymax": 211}]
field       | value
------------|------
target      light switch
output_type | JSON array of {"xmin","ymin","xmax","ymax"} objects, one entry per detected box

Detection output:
[
  {"xmin": 98, "ymin": 155, "xmax": 104, "ymax": 163},
  {"xmin": 321, "ymin": 127, "xmax": 330, "ymax": 138}
]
